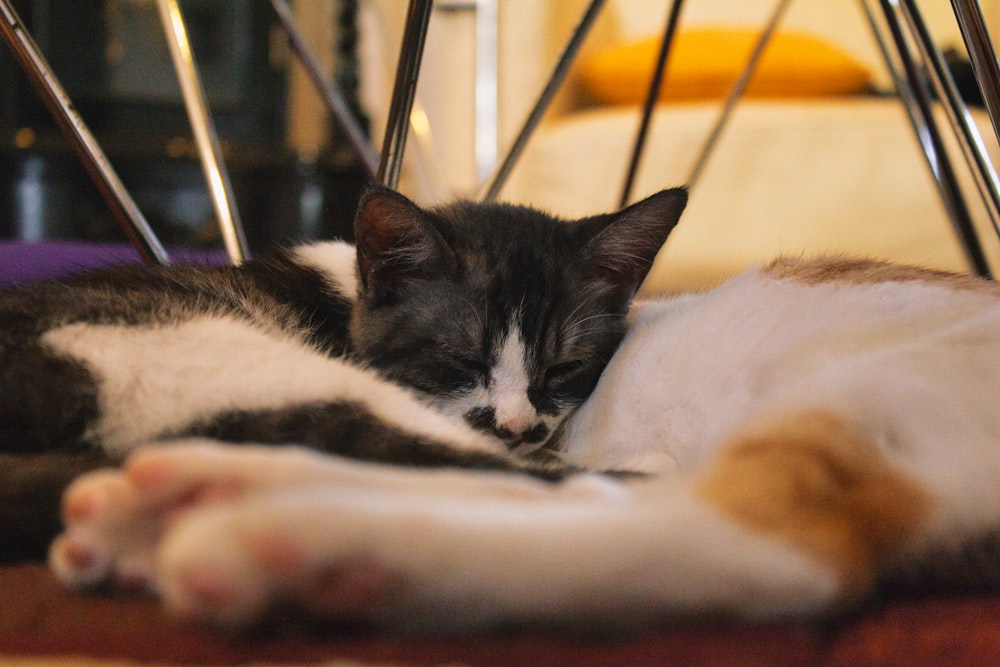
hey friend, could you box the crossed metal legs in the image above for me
[1,0,999,276]
[874,0,1000,277]
[0,0,384,266]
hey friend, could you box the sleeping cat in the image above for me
[0,185,686,561]
[49,249,1000,633]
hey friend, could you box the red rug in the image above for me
[3,564,1000,666]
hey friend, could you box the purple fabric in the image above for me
[0,242,229,289]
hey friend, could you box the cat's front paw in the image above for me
[155,496,395,628]
[49,468,157,589]
[49,439,283,592]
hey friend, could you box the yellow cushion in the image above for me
[579,28,873,104]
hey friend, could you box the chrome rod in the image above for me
[899,0,1000,245]
[156,0,249,264]
[377,0,434,189]
[877,0,991,277]
[686,0,792,190]
[858,0,928,149]
[619,0,683,207]
[950,0,1000,149]
[482,0,606,201]
[861,0,953,220]
[268,0,378,178]
[0,0,169,264]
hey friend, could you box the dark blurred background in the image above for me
[0,0,370,251]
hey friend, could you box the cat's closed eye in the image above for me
[543,359,588,385]
[452,356,490,379]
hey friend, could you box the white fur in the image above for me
[293,240,359,302]
[490,326,535,435]
[565,269,1000,475]
[52,442,836,631]
[565,268,1000,549]
[41,316,498,458]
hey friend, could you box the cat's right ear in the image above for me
[583,187,688,295]
[354,186,450,297]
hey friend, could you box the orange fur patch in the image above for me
[697,411,929,598]
[764,256,997,293]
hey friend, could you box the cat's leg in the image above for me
[54,410,932,632]
[143,410,931,632]
[51,439,580,590]
[142,469,840,632]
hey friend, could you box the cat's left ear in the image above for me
[583,187,688,293]
[353,186,452,297]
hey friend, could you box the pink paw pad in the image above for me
[173,564,242,616]
[61,537,98,570]
[251,532,305,573]
[49,535,111,588]
[303,555,391,621]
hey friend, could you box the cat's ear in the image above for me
[583,187,688,293]
[353,186,451,296]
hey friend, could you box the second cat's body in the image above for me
[565,257,1000,479]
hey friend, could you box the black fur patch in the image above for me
[181,401,574,481]
[0,450,117,562]
[0,344,100,454]
[0,248,354,356]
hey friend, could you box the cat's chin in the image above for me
[465,429,550,459]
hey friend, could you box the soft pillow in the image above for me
[579,27,873,104]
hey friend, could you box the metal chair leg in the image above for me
[156,0,249,265]
[377,0,434,190]
[0,0,169,265]
[874,0,991,277]
[684,0,791,191]
[267,0,378,179]
[950,0,1000,150]
[898,0,1000,246]
[481,0,607,202]
[619,0,685,207]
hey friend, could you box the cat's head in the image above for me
[350,186,687,455]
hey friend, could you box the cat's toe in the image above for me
[53,470,142,588]
[62,469,132,525]
[157,508,272,627]
[54,466,167,593]
[155,502,390,628]
[123,440,243,502]
[124,440,319,503]
[49,533,113,588]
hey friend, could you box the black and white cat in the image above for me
[0,185,686,561]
